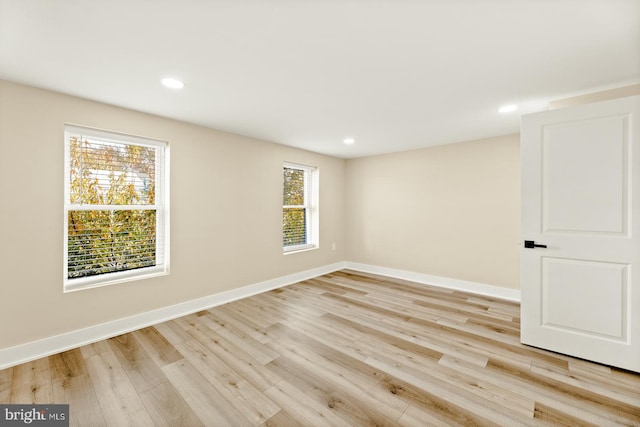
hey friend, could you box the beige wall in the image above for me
[0,80,345,349]
[342,84,639,290]
[549,84,640,109]
[345,134,521,289]
[2,78,634,351]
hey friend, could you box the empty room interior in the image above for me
[1,1,640,426]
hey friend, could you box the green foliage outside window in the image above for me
[67,136,158,279]
[283,167,307,247]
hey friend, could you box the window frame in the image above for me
[63,124,170,292]
[283,162,318,253]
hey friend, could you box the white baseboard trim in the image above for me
[0,262,346,370]
[0,261,518,369]
[344,262,521,302]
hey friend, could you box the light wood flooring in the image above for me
[1,270,639,426]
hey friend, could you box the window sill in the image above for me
[63,268,169,293]
[283,245,318,255]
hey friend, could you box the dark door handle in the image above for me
[524,240,547,249]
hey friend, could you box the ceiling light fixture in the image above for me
[161,77,184,89]
[343,137,355,145]
[498,104,518,113]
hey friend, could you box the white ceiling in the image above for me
[1,0,639,158]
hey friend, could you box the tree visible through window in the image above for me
[283,163,317,251]
[64,125,168,290]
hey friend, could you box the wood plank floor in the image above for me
[1,270,639,426]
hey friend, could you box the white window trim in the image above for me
[63,124,170,292]
[283,162,318,253]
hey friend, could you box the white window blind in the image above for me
[283,162,317,252]
[63,125,169,291]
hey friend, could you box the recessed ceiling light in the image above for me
[343,137,355,145]
[161,77,184,89]
[498,104,518,113]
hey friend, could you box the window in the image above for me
[64,125,169,291]
[283,162,318,252]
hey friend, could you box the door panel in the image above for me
[521,95,640,373]
[543,115,628,235]
[542,257,627,339]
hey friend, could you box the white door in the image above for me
[521,95,640,373]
